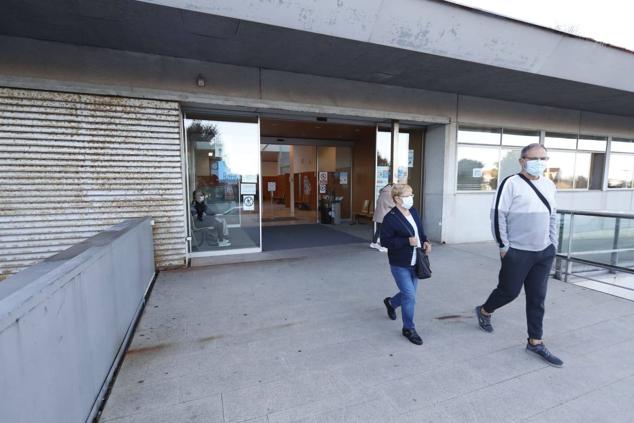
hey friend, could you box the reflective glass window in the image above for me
[457,145,499,191]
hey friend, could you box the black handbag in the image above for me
[414,247,432,279]
[396,212,432,280]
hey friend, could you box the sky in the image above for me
[448,0,634,51]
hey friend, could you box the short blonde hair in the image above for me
[391,184,413,200]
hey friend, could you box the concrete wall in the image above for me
[423,124,449,242]
[0,35,455,124]
[0,218,155,423]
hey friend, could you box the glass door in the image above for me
[185,115,261,254]
[375,124,424,210]
[317,146,352,223]
[375,128,392,206]
[261,144,317,225]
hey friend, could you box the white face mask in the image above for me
[401,195,414,209]
[524,159,547,177]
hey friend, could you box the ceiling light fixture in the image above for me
[196,74,206,87]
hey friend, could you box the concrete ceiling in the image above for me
[2,0,634,117]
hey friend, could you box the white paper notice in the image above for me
[241,183,257,195]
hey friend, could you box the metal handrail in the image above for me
[557,209,634,219]
[554,209,634,281]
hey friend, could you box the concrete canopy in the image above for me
[2,0,634,117]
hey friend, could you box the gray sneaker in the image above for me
[526,342,564,367]
[475,306,493,333]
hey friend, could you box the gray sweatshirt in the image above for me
[490,174,558,252]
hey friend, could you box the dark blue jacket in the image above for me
[380,207,427,267]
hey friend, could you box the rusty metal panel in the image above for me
[0,88,187,280]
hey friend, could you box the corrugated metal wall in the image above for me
[0,88,187,280]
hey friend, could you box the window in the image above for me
[185,115,261,253]
[544,133,606,190]
[608,138,634,189]
[457,127,538,191]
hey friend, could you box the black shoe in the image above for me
[475,306,494,333]
[526,342,564,367]
[402,328,423,345]
[383,297,396,320]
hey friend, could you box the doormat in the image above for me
[262,224,366,251]
[262,217,300,223]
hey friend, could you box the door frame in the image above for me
[183,112,263,258]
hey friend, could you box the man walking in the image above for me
[475,143,563,367]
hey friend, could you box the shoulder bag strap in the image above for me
[517,173,551,214]
[494,175,514,248]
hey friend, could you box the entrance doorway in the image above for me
[182,110,428,259]
[259,118,371,250]
[261,144,318,225]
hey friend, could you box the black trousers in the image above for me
[482,244,556,340]
[372,222,382,243]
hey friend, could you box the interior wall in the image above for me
[261,161,278,177]
[317,147,337,172]
[293,145,316,173]
[352,129,376,216]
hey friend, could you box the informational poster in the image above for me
[242,174,258,183]
[339,172,348,185]
[241,183,256,195]
[303,175,312,195]
[397,166,408,183]
[267,181,277,192]
[243,195,255,211]
[408,150,414,167]
[319,171,328,183]
[376,166,390,187]
[472,168,483,178]
[319,183,327,194]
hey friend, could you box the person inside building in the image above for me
[475,143,563,367]
[371,184,394,252]
[380,184,431,345]
[191,189,231,247]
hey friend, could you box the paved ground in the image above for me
[100,241,634,423]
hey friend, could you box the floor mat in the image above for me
[262,224,367,251]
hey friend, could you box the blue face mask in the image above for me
[525,159,547,177]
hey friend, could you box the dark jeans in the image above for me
[482,244,556,340]
[372,222,381,243]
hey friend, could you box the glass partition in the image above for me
[318,146,352,222]
[394,132,411,184]
[557,211,634,276]
[375,129,392,204]
[185,115,261,253]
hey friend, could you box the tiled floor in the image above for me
[100,242,634,423]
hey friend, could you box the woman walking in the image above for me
[370,184,394,252]
[380,184,431,345]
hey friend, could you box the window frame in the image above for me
[455,125,538,193]
[455,125,623,193]
[543,132,608,192]
[607,137,634,190]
